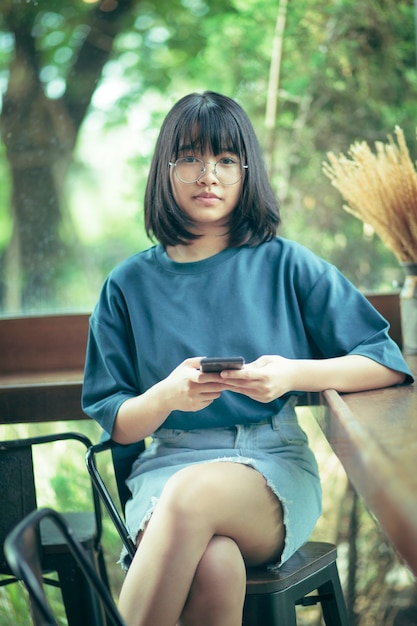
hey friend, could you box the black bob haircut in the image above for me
[144,91,281,247]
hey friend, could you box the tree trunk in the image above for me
[1,23,68,310]
[0,0,139,311]
[264,0,289,175]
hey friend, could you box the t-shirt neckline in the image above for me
[154,244,241,274]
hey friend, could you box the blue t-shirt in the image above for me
[82,238,413,435]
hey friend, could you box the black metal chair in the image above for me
[4,507,126,626]
[0,432,110,626]
[86,438,349,626]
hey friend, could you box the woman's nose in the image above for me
[198,162,218,184]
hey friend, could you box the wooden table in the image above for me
[313,355,417,577]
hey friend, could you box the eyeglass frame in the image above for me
[168,156,248,185]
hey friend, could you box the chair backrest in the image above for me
[4,507,127,626]
[110,440,146,512]
[0,443,37,570]
[0,432,102,572]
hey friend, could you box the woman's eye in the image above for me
[181,156,199,164]
[219,157,238,166]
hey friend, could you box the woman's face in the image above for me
[170,148,245,235]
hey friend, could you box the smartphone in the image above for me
[200,356,245,373]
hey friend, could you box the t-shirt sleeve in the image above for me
[299,264,414,384]
[82,277,140,436]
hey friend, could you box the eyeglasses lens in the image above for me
[174,158,243,185]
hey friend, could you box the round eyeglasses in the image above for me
[169,156,248,185]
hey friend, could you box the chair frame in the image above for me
[0,431,109,626]
[86,438,349,626]
[4,507,126,626]
[86,439,144,568]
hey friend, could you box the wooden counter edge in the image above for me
[319,387,417,576]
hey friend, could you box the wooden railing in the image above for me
[0,293,402,425]
[0,313,89,424]
[0,313,89,376]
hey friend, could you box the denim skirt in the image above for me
[123,397,322,570]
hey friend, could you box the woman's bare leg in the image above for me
[179,535,246,626]
[118,462,285,626]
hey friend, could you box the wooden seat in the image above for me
[244,541,348,625]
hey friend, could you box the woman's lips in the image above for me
[194,192,221,205]
[194,192,220,199]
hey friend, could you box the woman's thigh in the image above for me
[157,461,285,567]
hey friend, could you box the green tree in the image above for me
[0,0,239,312]
[0,0,144,310]
[1,0,416,311]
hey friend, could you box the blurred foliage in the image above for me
[0,0,416,313]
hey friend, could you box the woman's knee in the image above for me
[180,536,246,625]
[196,535,246,590]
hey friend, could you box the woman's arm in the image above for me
[114,354,406,442]
[219,354,406,404]
[112,357,229,444]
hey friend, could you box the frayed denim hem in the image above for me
[118,456,294,572]
[118,496,158,572]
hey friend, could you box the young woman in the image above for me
[82,91,413,626]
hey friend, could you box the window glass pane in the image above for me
[0,1,157,316]
[1,0,415,317]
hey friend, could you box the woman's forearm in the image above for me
[112,356,227,444]
[112,381,172,444]
[291,354,405,393]
[112,355,406,444]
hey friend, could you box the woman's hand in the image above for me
[218,355,294,403]
[160,357,230,412]
[114,357,229,443]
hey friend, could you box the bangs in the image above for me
[173,105,245,159]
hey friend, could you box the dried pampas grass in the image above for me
[323,127,417,263]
